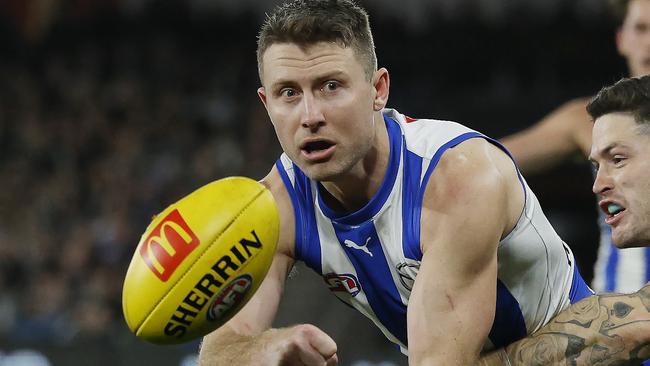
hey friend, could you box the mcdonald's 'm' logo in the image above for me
[140,209,200,281]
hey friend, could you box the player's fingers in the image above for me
[325,353,338,366]
[281,336,328,366]
[281,324,336,366]
[295,345,330,366]
[303,325,337,360]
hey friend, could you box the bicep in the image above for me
[407,140,514,364]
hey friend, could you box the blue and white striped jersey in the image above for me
[276,109,589,353]
[592,213,650,293]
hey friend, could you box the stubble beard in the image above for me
[301,140,372,183]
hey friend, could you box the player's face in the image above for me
[617,0,650,77]
[258,42,384,181]
[590,113,650,247]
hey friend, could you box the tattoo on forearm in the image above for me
[511,333,584,366]
[613,302,634,318]
[505,283,650,366]
[639,286,650,311]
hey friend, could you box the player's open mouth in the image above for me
[300,139,336,161]
[599,200,626,225]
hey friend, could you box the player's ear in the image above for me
[372,68,389,111]
[615,27,627,57]
[257,86,268,108]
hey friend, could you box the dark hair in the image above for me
[587,75,650,130]
[256,0,377,82]
[608,0,632,25]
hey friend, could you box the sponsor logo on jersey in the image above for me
[141,209,199,282]
[396,262,420,291]
[324,273,361,297]
[343,237,373,257]
[206,274,253,321]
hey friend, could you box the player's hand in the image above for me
[198,323,337,365]
[255,324,338,366]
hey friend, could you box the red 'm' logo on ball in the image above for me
[140,209,199,282]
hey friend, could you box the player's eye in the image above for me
[634,23,648,33]
[612,155,626,166]
[281,88,297,98]
[322,81,339,92]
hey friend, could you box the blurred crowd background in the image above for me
[0,0,627,365]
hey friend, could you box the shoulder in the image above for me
[383,109,480,158]
[417,138,522,268]
[420,138,523,247]
[424,138,508,206]
[259,165,296,259]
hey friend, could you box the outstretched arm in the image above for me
[198,167,338,366]
[478,283,650,366]
[408,138,523,365]
[501,98,592,174]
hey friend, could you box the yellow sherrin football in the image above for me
[122,176,279,344]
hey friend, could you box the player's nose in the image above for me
[300,93,325,130]
[592,167,613,195]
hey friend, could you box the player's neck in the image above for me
[631,71,646,78]
[629,65,647,78]
[320,114,389,213]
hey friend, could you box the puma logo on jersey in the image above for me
[344,237,373,257]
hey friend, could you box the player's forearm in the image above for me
[477,283,650,366]
[410,348,480,366]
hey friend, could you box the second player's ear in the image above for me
[615,27,628,57]
[372,68,390,111]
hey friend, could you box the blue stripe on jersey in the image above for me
[402,148,423,260]
[417,132,483,209]
[275,159,303,251]
[295,170,323,274]
[646,247,650,282]
[488,279,527,348]
[569,267,594,303]
[332,220,408,346]
[606,243,618,292]
[317,115,402,226]
[597,217,618,292]
[275,159,323,274]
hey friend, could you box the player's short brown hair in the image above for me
[256,0,377,82]
[587,75,650,132]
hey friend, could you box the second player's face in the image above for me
[617,0,650,77]
[590,113,650,248]
[258,42,378,181]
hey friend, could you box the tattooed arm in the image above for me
[478,283,650,366]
